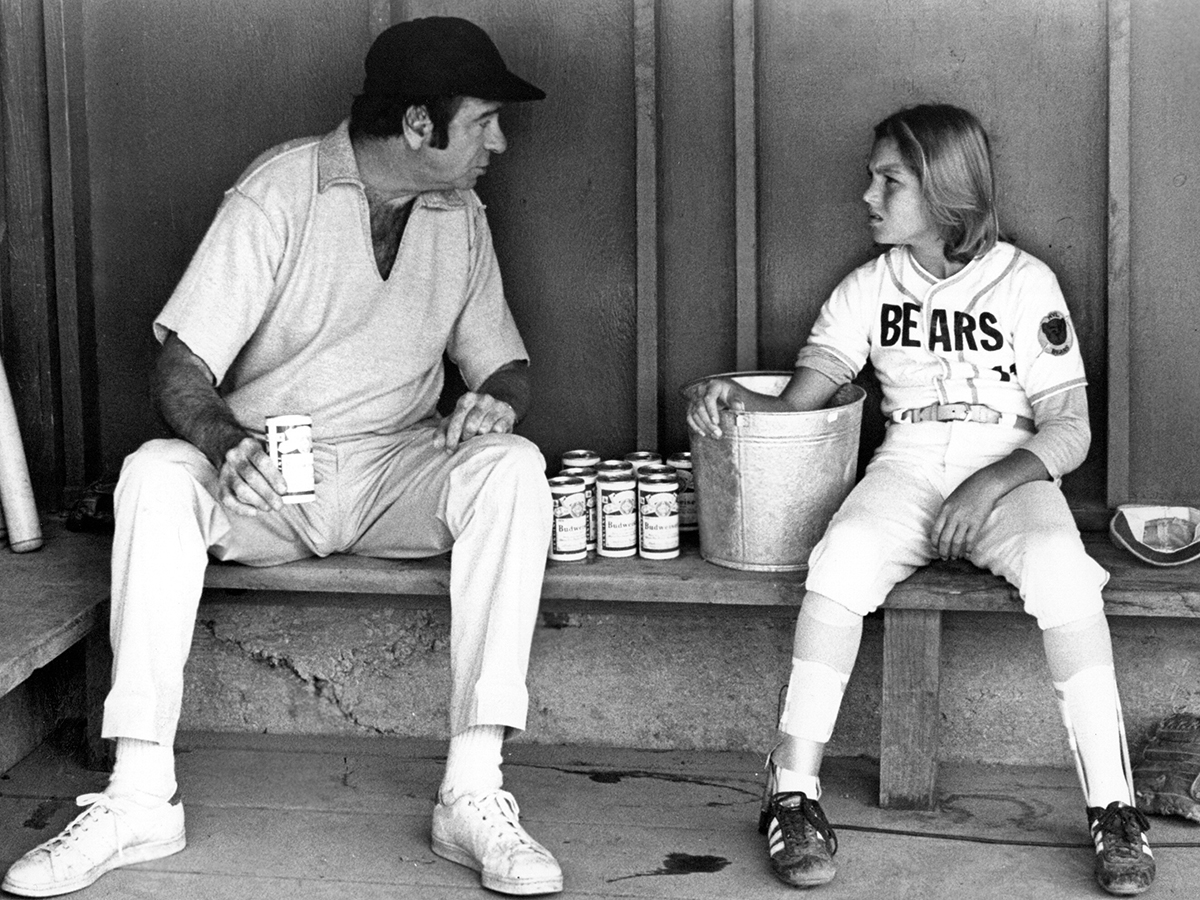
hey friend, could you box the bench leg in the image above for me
[880,608,941,809]
[84,603,114,771]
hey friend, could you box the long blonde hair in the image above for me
[873,105,999,265]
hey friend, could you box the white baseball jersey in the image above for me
[796,241,1086,422]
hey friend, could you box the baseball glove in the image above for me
[1133,712,1200,822]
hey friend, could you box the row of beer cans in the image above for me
[547,450,695,562]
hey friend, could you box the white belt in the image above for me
[892,402,1035,433]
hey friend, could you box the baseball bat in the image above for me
[0,350,44,552]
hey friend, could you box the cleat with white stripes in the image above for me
[1088,801,1156,896]
[759,791,838,888]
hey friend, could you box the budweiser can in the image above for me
[638,470,679,559]
[597,459,635,476]
[266,414,315,504]
[597,470,638,558]
[562,449,601,470]
[667,451,696,532]
[548,475,588,562]
[560,465,598,551]
[624,450,662,472]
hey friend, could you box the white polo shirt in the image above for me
[155,120,528,442]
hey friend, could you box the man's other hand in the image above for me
[436,392,517,452]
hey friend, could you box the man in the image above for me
[3,17,561,898]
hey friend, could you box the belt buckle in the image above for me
[939,402,971,422]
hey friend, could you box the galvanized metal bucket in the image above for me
[684,372,865,572]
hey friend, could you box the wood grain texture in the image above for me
[733,0,758,372]
[42,0,87,496]
[880,608,941,809]
[202,533,1200,619]
[1106,0,1131,505]
[1,0,61,503]
[634,0,660,450]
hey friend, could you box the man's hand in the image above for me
[686,378,745,439]
[931,469,1006,560]
[216,435,289,516]
[436,391,517,452]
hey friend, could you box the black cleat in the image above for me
[1088,801,1156,896]
[759,791,838,888]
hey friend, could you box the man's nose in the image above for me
[486,121,507,154]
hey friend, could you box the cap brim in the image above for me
[475,70,545,102]
[1110,505,1200,566]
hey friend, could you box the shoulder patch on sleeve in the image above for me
[1038,311,1074,356]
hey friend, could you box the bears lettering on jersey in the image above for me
[880,303,1004,353]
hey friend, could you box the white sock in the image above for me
[106,737,176,807]
[775,769,822,800]
[439,725,505,805]
[1054,666,1134,808]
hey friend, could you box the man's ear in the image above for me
[402,104,431,149]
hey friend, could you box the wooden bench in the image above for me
[203,531,1200,811]
[7,522,1200,814]
[0,522,112,772]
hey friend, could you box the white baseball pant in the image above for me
[805,421,1107,628]
[102,427,551,746]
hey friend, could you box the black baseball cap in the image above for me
[363,17,545,103]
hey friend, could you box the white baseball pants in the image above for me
[102,428,551,746]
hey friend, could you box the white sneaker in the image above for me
[431,790,562,895]
[1,793,186,897]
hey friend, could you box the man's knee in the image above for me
[117,439,211,510]
[460,434,546,482]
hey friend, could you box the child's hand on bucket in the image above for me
[686,378,745,439]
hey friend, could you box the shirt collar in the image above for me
[318,119,466,210]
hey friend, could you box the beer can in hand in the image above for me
[266,414,315,504]
[548,475,588,562]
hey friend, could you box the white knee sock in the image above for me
[106,737,177,807]
[773,659,851,800]
[1054,665,1134,808]
[772,595,861,800]
[439,724,505,804]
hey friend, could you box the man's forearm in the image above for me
[155,336,250,469]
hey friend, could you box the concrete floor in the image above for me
[2,729,1198,899]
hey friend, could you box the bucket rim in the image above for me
[680,371,866,411]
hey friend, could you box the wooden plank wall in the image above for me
[5,0,1199,511]
[0,0,63,505]
[1116,0,1200,506]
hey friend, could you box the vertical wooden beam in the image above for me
[85,604,114,771]
[369,0,392,38]
[43,0,86,496]
[732,0,758,371]
[880,608,942,809]
[1106,0,1132,506]
[0,0,61,504]
[634,0,660,450]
